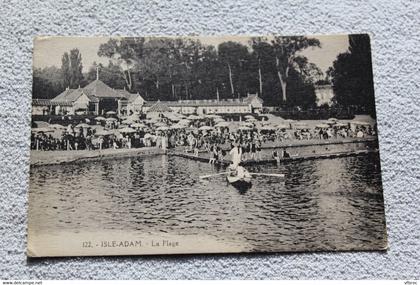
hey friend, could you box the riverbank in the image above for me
[30,137,378,167]
[31,147,165,167]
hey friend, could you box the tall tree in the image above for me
[328,34,376,116]
[69,49,84,88]
[250,38,278,105]
[218,41,251,98]
[270,36,320,102]
[61,48,84,89]
[61,52,71,88]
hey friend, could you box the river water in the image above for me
[28,152,387,253]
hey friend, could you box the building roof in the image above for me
[50,80,143,106]
[33,98,75,107]
[51,88,99,105]
[83,80,125,99]
[147,101,173,113]
[144,99,250,108]
[118,90,144,103]
[32,99,52,106]
[115,89,132,99]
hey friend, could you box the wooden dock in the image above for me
[171,149,379,166]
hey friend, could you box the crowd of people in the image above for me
[31,114,377,163]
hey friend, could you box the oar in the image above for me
[199,172,230,179]
[249,172,285,178]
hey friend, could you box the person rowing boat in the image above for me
[226,163,252,189]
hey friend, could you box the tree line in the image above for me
[33,35,377,115]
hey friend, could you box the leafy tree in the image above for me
[86,37,321,109]
[251,37,320,107]
[328,34,376,116]
[270,36,320,102]
[286,68,317,109]
[218,41,252,98]
[98,37,146,90]
[33,66,64,99]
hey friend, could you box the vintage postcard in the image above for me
[28,34,387,257]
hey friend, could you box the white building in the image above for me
[142,94,264,115]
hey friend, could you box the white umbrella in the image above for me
[154,122,167,127]
[316,124,330,128]
[32,127,53,133]
[334,122,348,127]
[352,121,371,126]
[240,121,254,127]
[170,124,185,129]
[244,115,254,119]
[199,126,214,131]
[178,119,191,125]
[187,114,201,120]
[95,130,112,136]
[157,126,169,131]
[122,118,136,124]
[95,116,106,121]
[131,123,145,128]
[143,133,153,139]
[105,117,118,122]
[215,122,230,127]
[106,111,117,115]
[49,124,66,129]
[119,127,136,133]
[246,117,257,122]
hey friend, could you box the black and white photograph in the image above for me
[27,34,387,257]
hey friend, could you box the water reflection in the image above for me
[29,153,386,252]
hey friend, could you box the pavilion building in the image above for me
[34,77,144,116]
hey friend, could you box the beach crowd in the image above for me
[31,114,376,160]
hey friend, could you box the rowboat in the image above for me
[199,169,284,190]
[226,174,252,189]
[226,166,252,189]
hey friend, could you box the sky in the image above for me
[33,35,349,74]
